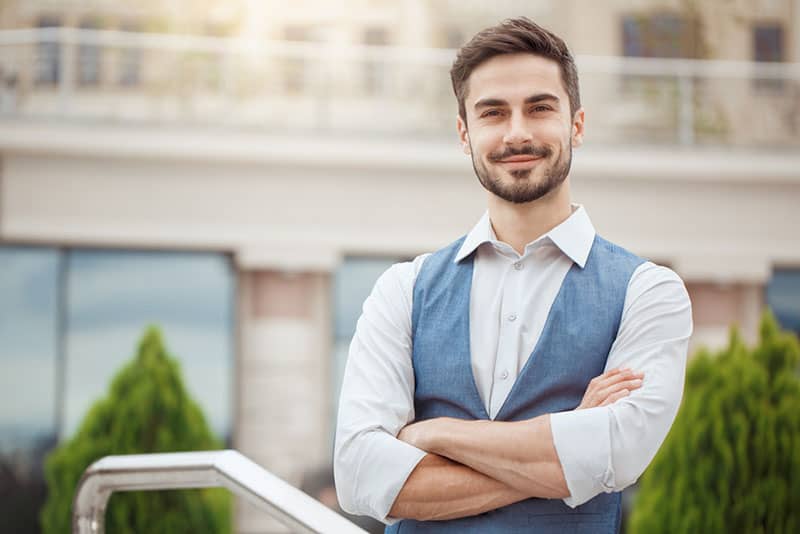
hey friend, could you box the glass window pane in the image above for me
[63,249,235,442]
[621,13,699,58]
[0,246,59,533]
[766,269,800,335]
[35,17,61,85]
[0,246,59,450]
[333,257,402,340]
[754,25,784,62]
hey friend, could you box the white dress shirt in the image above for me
[334,204,693,521]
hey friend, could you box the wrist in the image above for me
[425,417,461,455]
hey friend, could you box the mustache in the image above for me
[488,145,552,161]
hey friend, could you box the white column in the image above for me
[234,268,333,534]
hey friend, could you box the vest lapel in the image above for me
[493,262,580,421]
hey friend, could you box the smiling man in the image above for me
[334,18,692,533]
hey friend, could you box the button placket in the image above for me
[490,257,524,417]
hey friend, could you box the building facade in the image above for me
[1,1,799,532]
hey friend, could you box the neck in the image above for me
[488,179,573,255]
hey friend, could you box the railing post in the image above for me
[73,486,111,534]
[58,26,75,116]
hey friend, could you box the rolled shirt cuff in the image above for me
[353,430,427,523]
[550,407,614,508]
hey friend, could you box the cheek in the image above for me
[540,119,570,141]
[471,130,503,158]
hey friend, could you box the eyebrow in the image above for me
[473,93,561,110]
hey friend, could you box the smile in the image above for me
[496,156,542,169]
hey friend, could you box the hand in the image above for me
[577,368,644,410]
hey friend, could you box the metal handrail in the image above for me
[71,449,368,534]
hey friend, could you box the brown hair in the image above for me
[450,17,581,123]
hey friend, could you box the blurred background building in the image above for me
[1,0,799,532]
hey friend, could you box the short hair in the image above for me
[450,17,581,123]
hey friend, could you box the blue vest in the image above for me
[386,234,645,534]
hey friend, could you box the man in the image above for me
[334,17,692,533]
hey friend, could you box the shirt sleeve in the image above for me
[333,255,429,522]
[550,262,693,507]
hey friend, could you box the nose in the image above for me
[502,112,533,146]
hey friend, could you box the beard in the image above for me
[470,141,572,204]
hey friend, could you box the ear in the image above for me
[571,108,585,148]
[457,115,471,155]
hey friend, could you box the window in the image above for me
[62,249,235,439]
[753,24,784,62]
[766,269,800,336]
[0,246,235,531]
[619,13,702,142]
[35,16,61,85]
[752,24,784,90]
[78,19,101,86]
[0,247,59,532]
[622,13,701,58]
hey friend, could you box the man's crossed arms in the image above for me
[388,367,644,521]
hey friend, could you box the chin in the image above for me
[507,169,535,180]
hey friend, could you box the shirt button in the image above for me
[513,262,523,270]
[508,314,517,322]
[500,370,509,380]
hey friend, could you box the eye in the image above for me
[531,105,552,113]
[480,109,504,118]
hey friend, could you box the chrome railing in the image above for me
[1,27,799,147]
[72,449,367,534]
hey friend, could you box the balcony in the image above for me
[1,27,798,148]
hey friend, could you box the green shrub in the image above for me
[41,326,231,533]
[630,311,800,534]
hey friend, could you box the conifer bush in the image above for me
[41,326,232,533]
[630,312,800,534]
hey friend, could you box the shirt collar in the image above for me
[454,203,596,268]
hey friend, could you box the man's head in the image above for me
[450,18,584,204]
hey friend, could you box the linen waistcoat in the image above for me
[385,234,646,534]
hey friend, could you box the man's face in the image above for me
[457,53,584,204]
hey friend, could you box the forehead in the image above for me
[465,53,566,108]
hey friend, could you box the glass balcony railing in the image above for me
[1,27,798,147]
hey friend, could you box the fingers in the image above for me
[579,368,645,410]
[590,368,644,392]
[594,377,643,403]
[599,388,631,406]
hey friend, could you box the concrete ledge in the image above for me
[2,119,799,183]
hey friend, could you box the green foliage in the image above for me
[630,311,800,534]
[41,326,231,534]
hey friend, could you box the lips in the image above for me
[498,155,540,163]
[496,156,542,171]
